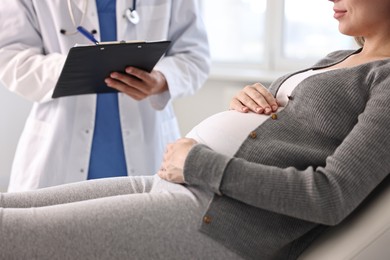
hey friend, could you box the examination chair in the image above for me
[299,175,390,260]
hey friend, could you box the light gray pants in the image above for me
[0,175,242,260]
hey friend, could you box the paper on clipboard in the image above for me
[52,40,171,98]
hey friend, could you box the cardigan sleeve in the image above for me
[184,66,390,226]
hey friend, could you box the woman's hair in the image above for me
[354,37,365,47]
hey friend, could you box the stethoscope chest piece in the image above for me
[126,8,140,24]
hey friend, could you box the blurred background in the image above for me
[0,0,357,191]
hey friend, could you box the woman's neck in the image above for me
[358,35,390,58]
[329,40,390,69]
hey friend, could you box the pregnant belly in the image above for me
[185,109,283,157]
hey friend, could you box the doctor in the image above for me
[0,0,210,191]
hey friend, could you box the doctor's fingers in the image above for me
[106,77,148,100]
[108,71,146,91]
[125,66,149,81]
[126,67,169,94]
[106,79,148,101]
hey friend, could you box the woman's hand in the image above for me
[229,83,279,114]
[105,66,168,100]
[157,138,198,184]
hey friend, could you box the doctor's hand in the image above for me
[229,83,279,114]
[157,138,198,184]
[105,66,168,100]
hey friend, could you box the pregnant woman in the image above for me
[1,0,390,259]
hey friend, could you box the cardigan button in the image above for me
[249,131,257,139]
[203,215,212,224]
[287,95,293,100]
[271,113,278,120]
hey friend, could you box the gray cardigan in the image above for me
[184,49,390,259]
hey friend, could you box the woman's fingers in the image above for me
[229,98,250,113]
[230,83,278,114]
[252,83,278,111]
[157,138,197,184]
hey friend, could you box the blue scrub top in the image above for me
[88,0,128,179]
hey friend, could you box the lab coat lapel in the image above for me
[69,0,100,33]
[71,0,88,16]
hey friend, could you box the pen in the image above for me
[77,26,99,45]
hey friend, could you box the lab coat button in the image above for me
[271,114,278,120]
[85,130,89,134]
[203,215,212,224]
[80,169,84,173]
[249,131,257,139]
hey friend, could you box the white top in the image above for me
[186,69,331,156]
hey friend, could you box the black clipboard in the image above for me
[52,40,171,98]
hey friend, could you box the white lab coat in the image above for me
[0,0,210,191]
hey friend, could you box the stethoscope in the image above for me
[60,0,140,36]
